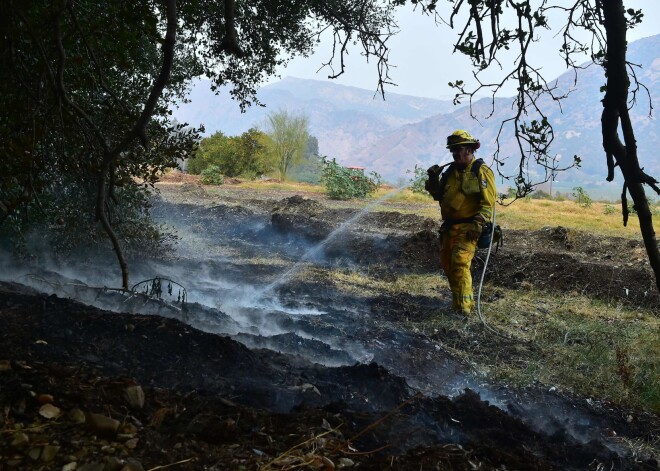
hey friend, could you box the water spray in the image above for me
[258,183,412,299]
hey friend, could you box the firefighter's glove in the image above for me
[427,164,442,179]
[425,165,442,198]
[466,221,483,242]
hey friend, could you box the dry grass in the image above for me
[323,267,660,412]
[193,179,646,238]
[496,199,643,238]
[329,271,446,297]
[481,287,660,411]
[402,197,645,238]
[236,180,326,194]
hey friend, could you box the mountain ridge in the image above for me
[173,35,660,196]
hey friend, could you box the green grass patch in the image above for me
[481,288,660,412]
[324,267,659,412]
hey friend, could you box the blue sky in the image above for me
[274,1,660,99]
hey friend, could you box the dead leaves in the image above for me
[260,420,355,471]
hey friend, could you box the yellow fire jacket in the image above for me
[440,158,496,223]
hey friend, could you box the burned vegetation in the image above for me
[0,183,658,470]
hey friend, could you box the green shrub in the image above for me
[572,187,593,208]
[604,204,617,215]
[321,158,381,200]
[200,165,225,185]
[188,129,275,178]
[407,165,432,196]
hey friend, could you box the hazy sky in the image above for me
[274,1,660,99]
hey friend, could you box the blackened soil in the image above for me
[266,196,660,310]
[1,187,659,470]
[1,285,658,470]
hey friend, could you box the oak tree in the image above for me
[1,0,400,288]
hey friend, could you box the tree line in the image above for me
[187,111,383,201]
[187,110,322,183]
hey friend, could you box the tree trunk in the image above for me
[97,0,178,290]
[96,163,130,290]
[601,0,660,293]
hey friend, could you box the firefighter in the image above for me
[425,130,496,316]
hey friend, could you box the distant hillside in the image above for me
[352,34,660,192]
[173,76,456,162]
[173,35,660,196]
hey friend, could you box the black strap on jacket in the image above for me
[438,158,484,201]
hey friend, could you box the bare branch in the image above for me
[314,1,396,97]
[626,61,653,116]
[621,183,629,227]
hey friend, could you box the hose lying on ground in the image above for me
[476,205,502,335]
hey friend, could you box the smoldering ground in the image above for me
[0,190,657,469]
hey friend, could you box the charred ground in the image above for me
[0,180,658,470]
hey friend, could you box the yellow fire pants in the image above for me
[439,223,478,314]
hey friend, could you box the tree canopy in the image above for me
[1,0,400,288]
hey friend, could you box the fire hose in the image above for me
[476,205,501,334]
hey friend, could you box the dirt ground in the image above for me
[1,180,658,470]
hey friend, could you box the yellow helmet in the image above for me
[446,129,481,150]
